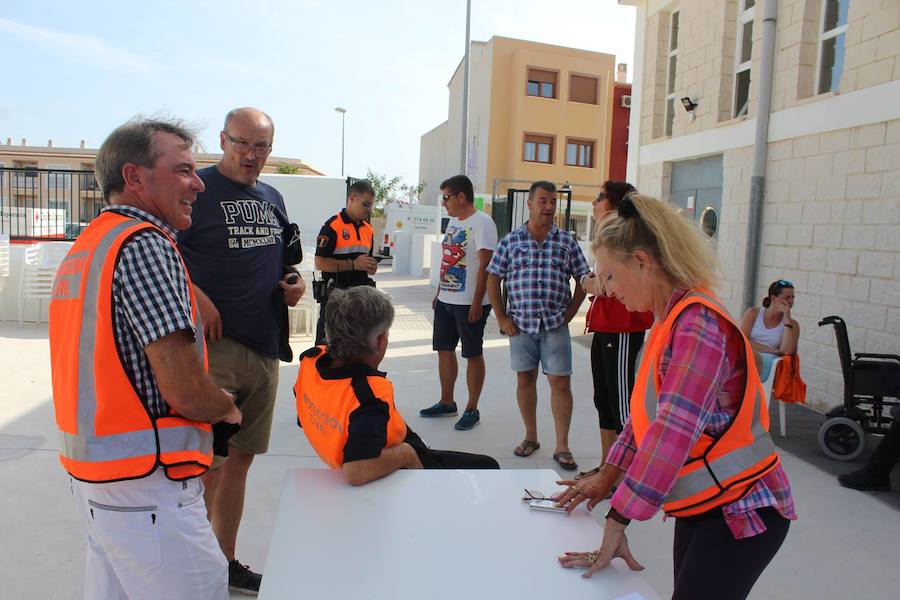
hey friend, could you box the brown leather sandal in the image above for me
[514,440,540,457]
[553,451,578,471]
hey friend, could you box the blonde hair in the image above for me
[591,193,718,290]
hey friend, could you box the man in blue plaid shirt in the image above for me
[487,180,590,471]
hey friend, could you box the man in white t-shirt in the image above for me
[420,175,498,430]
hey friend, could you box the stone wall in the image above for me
[755,120,900,410]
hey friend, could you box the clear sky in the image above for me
[0,0,636,185]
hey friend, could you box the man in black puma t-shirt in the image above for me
[177,107,305,594]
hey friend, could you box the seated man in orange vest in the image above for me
[295,286,499,485]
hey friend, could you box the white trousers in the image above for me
[70,468,228,600]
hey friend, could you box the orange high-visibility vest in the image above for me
[49,211,213,483]
[630,289,780,517]
[325,212,373,258]
[294,346,407,469]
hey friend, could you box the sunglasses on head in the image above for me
[777,279,793,287]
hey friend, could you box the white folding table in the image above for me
[259,468,661,600]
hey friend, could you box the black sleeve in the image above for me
[315,223,337,257]
[343,374,390,464]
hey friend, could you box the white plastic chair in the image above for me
[0,234,10,296]
[761,355,786,437]
[302,246,316,272]
[18,241,72,325]
[288,268,318,337]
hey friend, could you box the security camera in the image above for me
[680,97,698,122]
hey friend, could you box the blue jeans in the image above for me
[509,324,573,376]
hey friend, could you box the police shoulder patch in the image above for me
[317,235,329,248]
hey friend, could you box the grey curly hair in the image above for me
[325,286,394,360]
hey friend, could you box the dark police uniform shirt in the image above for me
[315,209,373,288]
[177,166,289,359]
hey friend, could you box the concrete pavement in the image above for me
[1,268,898,599]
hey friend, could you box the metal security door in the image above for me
[670,154,723,239]
[494,187,573,238]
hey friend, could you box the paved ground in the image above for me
[2,268,899,599]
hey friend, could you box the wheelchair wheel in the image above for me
[817,416,866,461]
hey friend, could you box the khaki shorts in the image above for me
[206,337,279,467]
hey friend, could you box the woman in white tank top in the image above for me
[740,279,800,357]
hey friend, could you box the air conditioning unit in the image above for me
[621,95,632,108]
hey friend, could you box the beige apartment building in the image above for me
[0,139,322,176]
[622,0,900,412]
[419,36,618,236]
[0,139,322,237]
[0,139,320,209]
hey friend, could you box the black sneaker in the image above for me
[229,559,262,596]
[454,409,480,430]
[838,468,891,492]
[419,401,458,418]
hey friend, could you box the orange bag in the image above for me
[773,354,806,404]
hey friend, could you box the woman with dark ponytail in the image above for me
[739,280,800,379]
[578,181,653,479]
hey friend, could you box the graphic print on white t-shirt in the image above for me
[437,211,498,306]
[440,225,469,292]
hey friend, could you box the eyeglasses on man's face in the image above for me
[441,192,458,202]
[352,194,374,209]
[223,132,272,157]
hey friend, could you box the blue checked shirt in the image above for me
[486,224,590,334]
[104,205,197,419]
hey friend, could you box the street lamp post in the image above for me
[334,106,347,177]
[460,0,471,175]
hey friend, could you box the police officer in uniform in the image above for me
[314,180,379,344]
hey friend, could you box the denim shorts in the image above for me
[433,300,492,358]
[509,324,572,376]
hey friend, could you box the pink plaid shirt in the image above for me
[606,289,797,539]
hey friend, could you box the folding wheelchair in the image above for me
[816,316,900,461]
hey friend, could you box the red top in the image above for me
[585,295,654,333]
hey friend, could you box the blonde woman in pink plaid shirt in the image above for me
[555,194,796,600]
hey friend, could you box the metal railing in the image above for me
[492,187,574,238]
[0,167,102,240]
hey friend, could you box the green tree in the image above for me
[275,162,302,174]
[364,170,427,216]
[365,169,403,217]
[402,182,425,203]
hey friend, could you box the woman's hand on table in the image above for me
[553,464,619,512]
[558,518,644,578]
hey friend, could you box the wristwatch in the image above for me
[605,506,631,527]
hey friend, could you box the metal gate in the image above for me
[669,155,723,239]
[492,187,573,238]
[0,167,102,240]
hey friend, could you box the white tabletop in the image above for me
[259,468,661,600]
